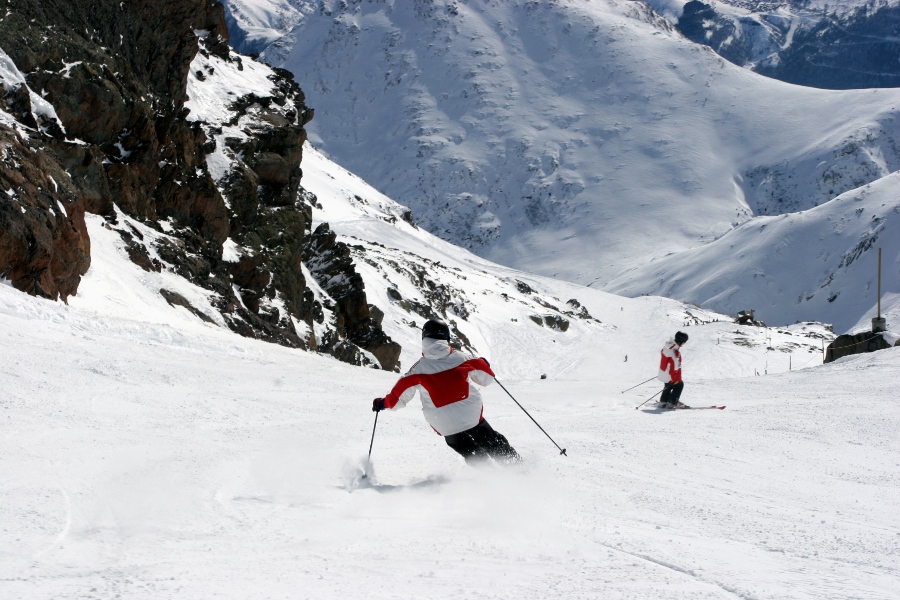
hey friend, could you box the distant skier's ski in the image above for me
[650,403,725,411]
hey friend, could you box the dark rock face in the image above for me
[304,223,401,370]
[676,1,900,90]
[0,127,90,300]
[0,0,399,368]
[824,332,892,363]
[0,0,230,297]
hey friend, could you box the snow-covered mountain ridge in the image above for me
[608,170,900,332]
[223,0,312,60]
[224,0,900,310]
[647,0,900,89]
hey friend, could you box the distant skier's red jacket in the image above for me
[657,338,683,384]
[383,338,495,436]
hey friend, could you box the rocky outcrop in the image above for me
[824,332,893,363]
[0,125,90,300]
[0,0,398,368]
[304,223,401,370]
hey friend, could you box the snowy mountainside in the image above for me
[222,0,312,60]
[607,170,900,334]
[299,141,834,378]
[646,0,900,89]
[226,0,900,291]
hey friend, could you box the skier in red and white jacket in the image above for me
[372,319,521,464]
[658,331,689,409]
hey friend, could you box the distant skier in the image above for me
[658,331,689,409]
[372,319,521,465]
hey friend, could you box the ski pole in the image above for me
[620,376,656,393]
[362,411,379,479]
[635,389,662,410]
[495,379,567,456]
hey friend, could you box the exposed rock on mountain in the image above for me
[303,222,401,369]
[0,0,398,370]
[0,118,89,300]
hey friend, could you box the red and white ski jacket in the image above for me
[657,338,683,384]
[383,338,495,436]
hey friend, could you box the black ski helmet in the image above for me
[674,331,689,345]
[422,319,451,341]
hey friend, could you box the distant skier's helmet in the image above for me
[674,331,689,345]
[422,319,451,341]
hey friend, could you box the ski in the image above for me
[650,403,726,411]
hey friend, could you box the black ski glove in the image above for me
[372,398,385,412]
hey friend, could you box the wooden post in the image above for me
[789,355,792,372]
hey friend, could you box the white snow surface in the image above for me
[183,47,277,126]
[3,22,899,595]
[3,138,900,598]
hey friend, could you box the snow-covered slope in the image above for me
[223,0,312,60]
[2,212,898,598]
[607,170,900,333]
[228,0,900,288]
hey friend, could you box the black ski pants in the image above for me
[444,419,521,464]
[660,381,684,405]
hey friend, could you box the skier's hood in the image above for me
[422,337,452,359]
